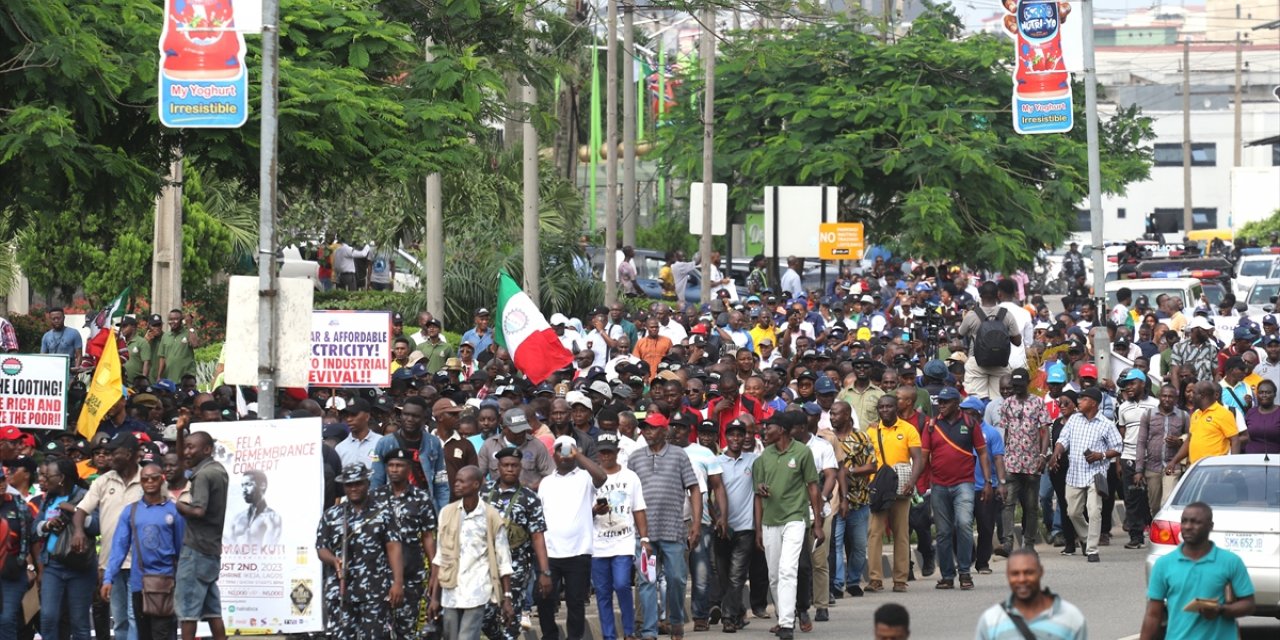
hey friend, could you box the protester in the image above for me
[714,419,758,632]
[174,430,229,640]
[103,462,184,640]
[429,466,513,640]
[535,435,606,640]
[1050,388,1122,563]
[873,603,911,640]
[922,387,991,590]
[590,433,648,640]
[865,395,923,593]
[973,549,1087,639]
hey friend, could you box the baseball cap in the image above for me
[475,308,491,316]
[148,313,164,326]
[1010,368,1030,384]
[588,380,614,399]
[937,387,961,402]
[1187,316,1213,332]
[697,420,719,434]
[725,418,747,434]
[431,398,465,415]
[565,390,593,411]
[1046,365,1068,384]
[371,395,394,414]
[1122,368,1147,383]
[815,376,838,395]
[502,407,531,433]
[392,312,404,325]
[642,414,670,429]
[1080,387,1103,403]
[959,396,985,413]
[0,426,23,442]
[549,312,569,326]
[1234,325,1258,341]
[341,398,371,415]
[104,432,139,452]
[1079,363,1099,379]
[796,370,817,381]
[1265,314,1278,326]
[801,402,822,417]
[596,432,621,451]
[923,360,948,380]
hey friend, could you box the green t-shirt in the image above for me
[123,334,150,381]
[158,330,196,381]
[752,440,818,526]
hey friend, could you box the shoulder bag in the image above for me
[131,503,177,617]
[868,428,901,513]
[488,489,529,549]
[1000,602,1039,640]
[50,489,96,571]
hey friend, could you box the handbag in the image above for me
[1092,471,1109,498]
[131,504,176,617]
[868,427,902,513]
[49,491,95,571]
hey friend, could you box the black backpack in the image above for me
[972,308,1012,368]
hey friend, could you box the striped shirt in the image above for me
[627,443,698,542]
[974,592,1087,640]
[1056,412,1123,488]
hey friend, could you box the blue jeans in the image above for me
[637,539,688,636]
[1039,471,1060,536]
[689,527,719,620]
[111,567,138,640]
[592,556,636,640]
[41,560,97,640]
[833,505,870,588]
[933,483,976,580]
[1,573,28,638]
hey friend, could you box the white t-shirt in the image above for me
[659,320,688,344]
[805,435,838,517]
[593,468,647,558]
[683,443,722,524]
[999,301,1033,369]
[538,467,598,558]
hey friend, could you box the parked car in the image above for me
[1245,279,1280,318]
[1233,252,1280,298]
[1106,278,1203,311]
[1146,454,1280,618]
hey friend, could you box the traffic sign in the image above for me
[818,223,864,260]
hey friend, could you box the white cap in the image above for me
[1187,316,1213,331]
[565,389,593,410]
[325,396,347,412]
[550,312,570,326]
[553,435,579,456]
[588,379,613,399]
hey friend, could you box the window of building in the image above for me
[1153,142,1217,167]
[1117,207,1126,219]
[1272,143,1279,167]
[1151,208,1218,233]
[1073,208,1091,232]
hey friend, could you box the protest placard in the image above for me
[0,354,70,430]
[309,311,393,387]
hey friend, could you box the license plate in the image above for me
[1220,533,1267,553]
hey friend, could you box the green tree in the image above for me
[1237,209,1280,244]
[659,6,1154,271]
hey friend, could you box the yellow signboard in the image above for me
[818,223,865,260]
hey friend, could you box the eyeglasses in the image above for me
[686,389,704,395]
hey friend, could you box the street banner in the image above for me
[818,223,865,260]
[0,355,69,430]
[158,0,250,128]
[203,418,325,634]
[1005,0,1074,134]
[309,311,393,387]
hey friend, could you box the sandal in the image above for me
[959,573,975,590]
[935,578,954,589]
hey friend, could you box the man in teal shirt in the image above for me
[1140,502,1255,640]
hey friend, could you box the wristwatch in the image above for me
[540,569,552,577]
[639,537,650,543]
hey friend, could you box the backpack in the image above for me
[972,308,1012,368]
[0,498,32,579]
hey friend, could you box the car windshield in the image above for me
[1172,463,1280,509]
[1248,283,1280,307]
[1240,259,1276,277]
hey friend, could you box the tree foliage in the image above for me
[1237,209,1280,244]
[659,5,1154,271]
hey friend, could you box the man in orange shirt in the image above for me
[863,395,924,593]
[633,317,673,382]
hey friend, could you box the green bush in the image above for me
[1237,209,1280,244]
[314,290,424,317]
[195,342,223,365]
[11,313,47,352]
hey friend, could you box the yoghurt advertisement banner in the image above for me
[158,0,255,128]
[202,418,325,634]
[1003,0,1075,134]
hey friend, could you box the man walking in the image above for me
[591,433,649,640]
[753,412,823,640]
[628,414,701,640]
[973,549,1087,639]
[428,466,514,640]
[996,368,1049,555]
[175,430,229,640]
[789,411,837,622]
[1134,385,1188,523]
[958,281,1021,399]
[865,396,923,593]
[371,448,438,639]
[833,401,877,598]
[371,396,450,512]
[1116,369,1159,549]
[714,419,758,632]
[921,387,991,590]
[1050,388,1122,562]
[1140,502,1256,640]
[103,462,184,640]
[317,464,407,639]
[476,408,553,489]
[536,436,607,640]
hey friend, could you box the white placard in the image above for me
[222,276,315,388]
[688,182,728,236]
[763,186,839,258]
[308,311,393,387]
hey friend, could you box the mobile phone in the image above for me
[596,498,608,506]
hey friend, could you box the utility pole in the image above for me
[622,4,637,249]
[152,154,183,316]
[604,0,619,305]
[699,4,715,305]
[522,7,540,303]
[1082,0,1110,380]
[1182,38,1193,235]
[257,0,281,419]
[1233,34,1243,169]
[425,40,444,320]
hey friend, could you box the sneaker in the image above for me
[1087,553,1101,563]
[846,585,864,597]
[993,544,1010,558]
[892,582,908,593]
[977,567,993,575]
[921,555,936,577]
[1124,539,1145,549]
[1099,534,1111,546]
[710,606,722,625]
[814,609,829,622]
[1060,547,1076,556]
[521,614,533,630]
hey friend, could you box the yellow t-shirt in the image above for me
[1188,402,1235,463]
[749,326,777,355]
[659,265,675,298]
[865,419,921,477]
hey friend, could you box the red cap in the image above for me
[19,434,36,448]
[691,324,708,335]
[0,426,23,442]
[1079,364,1098,379]
[642,414,670,429]
[283,387,309,402]
[134,432,152,443]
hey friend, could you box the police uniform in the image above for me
[315,464,403,640]
[371,449,439,640]
[481,447,547,640]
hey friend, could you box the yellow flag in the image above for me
[76,330,123,439]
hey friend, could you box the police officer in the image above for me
[316,464,407,640]
[482,435,553,640]
[371,448,439,639]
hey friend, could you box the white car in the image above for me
[1234,254,1280,298]
[1145,454,1280,618]
[1245,279,1280,319]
